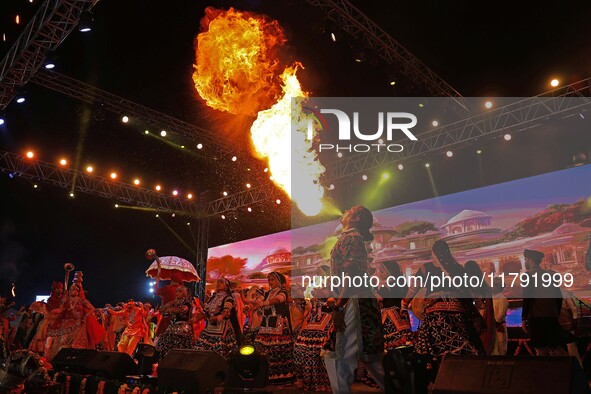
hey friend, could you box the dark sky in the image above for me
[1,0,590,306]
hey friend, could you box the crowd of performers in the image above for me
[0,205,584,393]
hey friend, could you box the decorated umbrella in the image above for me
[145,251,200,283]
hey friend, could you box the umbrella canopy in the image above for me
[145,256,200,283]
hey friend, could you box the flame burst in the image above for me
[193,7,285,116]
[194,8,325,215]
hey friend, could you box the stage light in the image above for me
[362,174,368,181]
[432,120,439,127]
[180,145,185,149]
[187,222,190,226]
[121,116,129,123]
[550,78,560,87]
[44,53,56,69]
[149,288,154,293]
[504,133,512,141]
[477,149,482,154]
[390,80,396,86]
[398,164,404,170]
[110,172,117,179]
[329,184,335,190]
[33,184,38,189]
[26,151,34,159]
[115,204,119,208]
[221,215,226,219]
[232,156,237,162]
[15,88,26,104]
[172,190,178,196]
[59,159,67,166]
[134,179,140,185]
[247,207,252,212]
[485,101,493,109]
[155,185,161,191]
[223,191,228,196]
[171,213,176,217]
[226,342,269,391]
[446,150,453,157]
[418,103,424,108]
[196,143,203,149]
[144,130,149,135]
[187,193,193,199]
[330,32,337,41]
[86,166,93,173]
[16,15,20,25]
[381,172,391,180]
[276,199,281,204]
[246,183,251,188]
[160,130,167,137]
[0,117,4,126]
[69,192,75,198]
[78,11,93,32]
[133,344,159,376]
[155,214,159,218]
[425,163,430,168]
[337,152,343,158]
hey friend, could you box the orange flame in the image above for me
[193,7,285,116]
[193,8,325,215]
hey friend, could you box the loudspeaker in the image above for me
[85,351,137,379]
[51,348,98,373]
[433,355,590,394]
[157,349,227,393]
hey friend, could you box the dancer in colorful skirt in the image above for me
[155,286,194,360]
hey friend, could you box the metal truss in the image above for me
[0,149,203,217]
[0,148,283,218]
[304,0,467,112]
[0,0,100,109]
[194,218,209,299]
[325,78,591,181]
[31,70,230,150]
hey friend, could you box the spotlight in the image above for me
[180,145,185,149]
[484,101,493,109]
[246,183,251,188]
[133,344,159,376]
[59,159,67,166]
[225,342,269,391]
[223,191,228,197]
[133,179,140,185]
[330,32,337,42]
[381,172,391,180]
[121,115,129,123]
[196,143,203,149]
[114,204,119,208]
[425,163,430,168]
[78,11,93,33]
[144,130,149,135]
[15,88,26,104]
[160,130,167,137]
[172,190,178,196]
[362,174,368,181]
[232,156,237,162]
[477,149,482,155]
[432,120,439,127]
[0,116,5,126]
[33,184,38,189]
[221,215,226,220]
[446,151,453,157]
[110,172,117,179]
[550,78,560,87]
[504,133,512,141]
[69,192,75,198]
[275,199,281,204]
[86,166,93,173]
[352,47,366,63]
[44,52,57,69]
[397,164,404,170]
[187,193,193,199]
[155,185,161,191]
[337,152,343,158]
[247,207,252,212]
[329,184,335,190]
[26,151,34,159]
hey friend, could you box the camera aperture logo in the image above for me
[304,107,418,153]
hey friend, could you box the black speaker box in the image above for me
[85,351,137,379]
[433,355,591,394]
[157,349,227,393]
[51,348,98,373]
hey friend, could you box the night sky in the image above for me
[1,0,590,306]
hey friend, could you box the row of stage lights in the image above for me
[20,150,264,200]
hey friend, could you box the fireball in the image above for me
[194,8,325,215]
